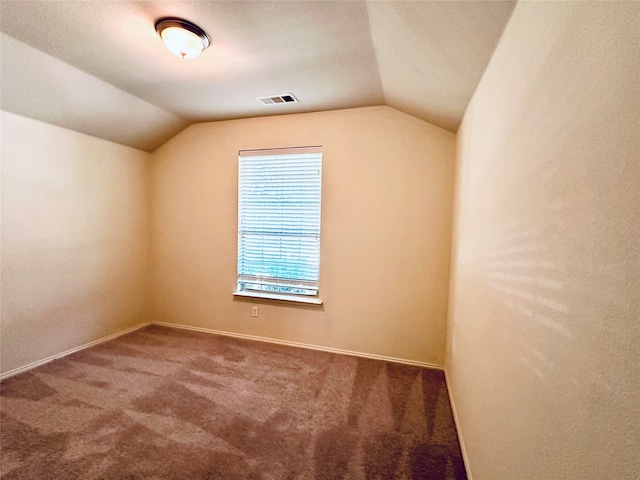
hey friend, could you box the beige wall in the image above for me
[447,2,640,479]
[151,106,455,365]
[1,111,151,375]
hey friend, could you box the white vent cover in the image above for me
[257,93,299,105]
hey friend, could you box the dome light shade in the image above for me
[155,18,210,59]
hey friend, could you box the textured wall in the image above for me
[1,111,152,375]
[150,106,455,366]
[447,2,640,479]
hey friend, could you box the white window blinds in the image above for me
[237,146,322,298]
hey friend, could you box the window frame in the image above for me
[233,146,323,306]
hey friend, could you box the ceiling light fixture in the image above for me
[155,17,210,60]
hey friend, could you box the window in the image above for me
[234,146,322,304]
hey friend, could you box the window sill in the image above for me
[232,291,323,305]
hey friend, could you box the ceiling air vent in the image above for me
[257,93,299,105]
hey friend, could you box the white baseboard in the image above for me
[1,318,444,379]
[0,322,151,381]
[152,321,444,371]
[444,368,473,480]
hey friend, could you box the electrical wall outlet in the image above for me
[251,306,259,317]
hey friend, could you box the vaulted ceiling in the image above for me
[0,1,516,152]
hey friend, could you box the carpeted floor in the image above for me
[0,325,466,479]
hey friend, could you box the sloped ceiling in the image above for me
[0,1,516,152]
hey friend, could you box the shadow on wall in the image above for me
[479,157,632,387]
[458,149,638,472]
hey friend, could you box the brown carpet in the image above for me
[0,325,466,479]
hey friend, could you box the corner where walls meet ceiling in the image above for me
[0,1,516,152]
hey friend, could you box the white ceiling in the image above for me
[0,1,516,152]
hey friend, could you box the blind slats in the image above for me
[237,147,322,296]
